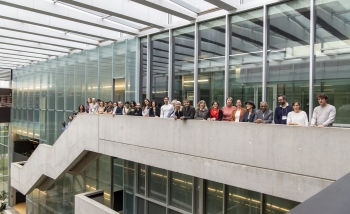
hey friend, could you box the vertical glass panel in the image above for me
[137,197,145,214]
[65,55,75,111]
[86,49,99,99]
[113,157,123,190]
[148,166,167,203]
[140,37,148,100]
[170,171,193,212]
[124,160,135,193]
[173,25,195,104]
[206,181,223,214]
[124,192,134,214]
[125,38,138,102]
[99,45,113,102]
[75,52,86,109]
[27,67,34,109]
[226,186,260,214]
[264,195,299,214]
[230,9,263,103]
[99,155,111,184]
[34,67,41,110]
[40,64,48,110]
[138,164,145,195]
[148,201,166,214]
[315,0,350,124]
[47,60,56,110]
[267,0,310,113]
[199,18,226,105]
[56,57,65,111]
[151,32,169,104]
[113,41,126,102]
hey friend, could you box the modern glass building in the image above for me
[1,0,350,213]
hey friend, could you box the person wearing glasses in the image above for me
[274,94,293,124]
[254,101,273,124]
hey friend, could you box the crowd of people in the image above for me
[62,93,337,130]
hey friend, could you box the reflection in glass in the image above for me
[264,195,299,214]
[148,166,167,203]
[151,32,169,104]
[229,9,263,103]
[226,186,260,214]
[138,164,146,195]
[198,18,226,105]
[170,171,193,212]
[267,0,310,113]
[173,25,195,104]
[315,0,350,124]
[206,181,223,214]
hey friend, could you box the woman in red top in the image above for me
[206,100,223,121]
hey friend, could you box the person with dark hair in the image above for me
[241,100,256,122]
[132,103,142,116]
[274,94,293,124]
[206,100,223,121]
[123,101,130,115]
[62,115,73,131]
[181,99,195,120]
[160,96,173,118]
[77,104,85,114]
[112,102,123,117]
[104,102,109,112]
[310,93,336,127]
[174,101,183,120]
[254,101,273,124]
[195,100,208,120]
[149,100,160,117]
[142,99,151,116]
[105,101,114,113]
[222,97,236,121]
[126,101,137,115]
[287,100,308,126]
[230,100,246,122]
[98,101,105,114]
[86,98,91,113]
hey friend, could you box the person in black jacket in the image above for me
[149,100,160,117]
[181,99,195,120]
[132,103,143,116]
[241,100,256,122]
[174,101,183,120]
[206,100,223,121]
[112,102,123,117]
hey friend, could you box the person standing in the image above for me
[206,100,223,121]
[149,100,160,117]
[122,101,130,115]
[230,100,246,122]
[160,96,174,118]
[133,103,143,116]
[194,100,208,120]
[181,99,195,120]
[89,98,99,114]
[310,93,336,127]
[254,101,273,124]
[126,101,136,115]
[274,95,293,124]
[167,99,177,118]
[142,99,151,116]
[174,101,183,120]
[241,100,256,122]
[221,97,236,121]
[287,100,308,126]
[86,98,91,113]
[112,102,123,117]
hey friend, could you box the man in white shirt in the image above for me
[310,93,336,127]
[89,98,99,114]
[160,96,174,118]
[167,99,177,118]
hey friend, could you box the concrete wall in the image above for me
[75,190,119,214]
[12,114,350,203]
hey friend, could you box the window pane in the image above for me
[226,186,260,214]
[170,172,193,212]
[173,25,195,104]
[267,0,310,114]
[199,18,226,105]
[140,37,148,100]
[264,195,299,214]
[206,181,223,214]
[151,32,169,104]
[315,0,350,125]
[148,201,166,214]
[137,197,145,214]
[229,9,263,104]
[138,164,145,195]
[148,166,167,203]
[169,209,182,214]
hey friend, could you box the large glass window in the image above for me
[173,25,195,104]
[138,164,146,195]
[148,201,166,213]
[170,171,193,212]
[148,166,167,203]
[226,186,260,214]
[267,0,310,113]
[315,0,350,124]
[264,195,299,214]
[229,9,264,104]
[151,32,169,104]
[198,18,226,105]
[140,37,148,101]
[206,181,223,214]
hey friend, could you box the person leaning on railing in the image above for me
[230,99,246,122]
[86,98,91,113]
[181,99,195,120]
[274,94,293,125]
[174,101,183,120]
[206,100,223,121]
[310,93,336,127]
[97,101,105,114]
[241,100,256,122]
[122,101,130,115]
[194,100,208,120]
[287,100,308,126]
[254,101,273,124]
[221,97,236,121]
[142,99,151,116]
[149,100,160,117]
[126,101,136,115]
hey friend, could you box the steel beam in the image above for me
[0,0,139,35]
[204,0,236,11]
[0,50,49,59]
[0,54,42,62]
[309,0,315,123]
[0,29,86,50]
[0,37,70,53]
[0,5,129,41]
[0,60,27,66]
[0,19,99,46]
[0,43,67,56]
[0,57,32,64]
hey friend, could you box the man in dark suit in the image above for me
[112,101,123,116]
[254,101,273,124]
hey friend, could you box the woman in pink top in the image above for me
[221,97,237,121]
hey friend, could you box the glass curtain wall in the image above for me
[314,0,350,124]
[140,37,148,101]
[229,9,264,104]
[198,18,226,105]
[151,32,169,104]
[173,25,195,104]
[267,0,311,113]
[0,124,9,194]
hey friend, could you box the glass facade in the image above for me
[0,124,9,194]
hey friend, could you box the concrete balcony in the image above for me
[11,114,350,203]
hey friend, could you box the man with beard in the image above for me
[274,94,293,124]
